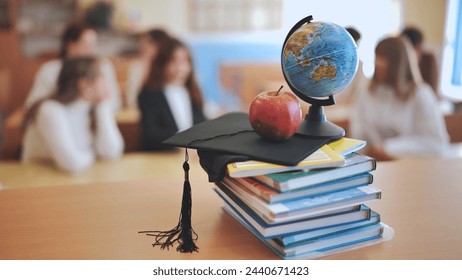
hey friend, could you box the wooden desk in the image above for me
[0,151,185,189]
[1,156,462,259]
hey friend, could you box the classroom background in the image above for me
[0,0,461,160]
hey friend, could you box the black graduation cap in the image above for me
[139,112,330,253]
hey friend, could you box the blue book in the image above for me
[254,153,376,192]
[227,172,374,204]
[217,180,381,223]
[269,222,385,258]
[224,205,393,260]
[278,211,381,247]
[215,186,372,238]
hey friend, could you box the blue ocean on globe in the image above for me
[282,21,358,98]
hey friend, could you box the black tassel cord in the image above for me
[139,148,198,253]
[139,130,253,253]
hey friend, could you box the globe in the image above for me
[282,20,358,99]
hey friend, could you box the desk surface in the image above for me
[1,154,462,260]
[0,151,187,189]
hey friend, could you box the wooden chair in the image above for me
[444,112,462,143]
[0,68,10,159]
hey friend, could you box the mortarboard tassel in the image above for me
[139,130,254,252]
[139,148,199,253]
[176,148,199,252]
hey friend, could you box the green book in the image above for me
[254,153,376,192]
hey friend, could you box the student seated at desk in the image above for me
[350,36,449,161]
[22,57,124,173]
[138,37,206,151]
[25,20,121,112]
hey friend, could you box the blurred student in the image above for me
[22,57,124,173]
[125,28,170,108]
[336,26,367,105]
[350,36,449,160]
[25,20,121,111]
[138,37,206,151]
[401,26,440,98]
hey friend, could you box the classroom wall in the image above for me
[402,0,447,46]
[79,0,187,33]
[103,0,448,47]
[0,0,451,115]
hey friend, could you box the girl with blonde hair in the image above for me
[350,36,449,160]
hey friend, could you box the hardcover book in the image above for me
[224,205,394,260]
[266,222,386,258]
[328,137,366,157]
[216,186,373,238]
[226,145,345,178]
[225,172,373,203]
[278,211,381,246]
[226,137,367,178]
[216,179,381,223]
[254,153,376,191]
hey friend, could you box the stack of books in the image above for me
[213,137,394,259]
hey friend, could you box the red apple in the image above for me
[249,88,302,142]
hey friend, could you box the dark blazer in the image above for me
[138,88,206,151]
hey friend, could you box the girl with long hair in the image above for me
[138,37,205,150]
[25,20,120,111]
[22,57,124,172]
[350,36,449,160]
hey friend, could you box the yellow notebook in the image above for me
[226,137,367,178]
[227,144,345,178]
[328,137,366,156]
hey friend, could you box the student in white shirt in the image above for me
[25,20,120,111]
[350,36,449,160]
[22,57,124,173]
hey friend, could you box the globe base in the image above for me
[297,119,345,140]
[297,104,345,140]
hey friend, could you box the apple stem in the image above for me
[277,85,283,96]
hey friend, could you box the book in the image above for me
[283,228,392,260]
[226,145,345,178]
[254,153,377,192]
[267,223,383,256]
[216,186,372,238]
[328,137,366,157]
[225,137,366,178]
[225,172,373,203]
[277,211,381,246]
[224,205,394,260]
[215,181,381,224]
[267,222,386,258]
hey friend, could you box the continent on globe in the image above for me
[282,24,322,62]
[283,25,317,59]
[312,63,337,81]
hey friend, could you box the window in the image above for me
[188,0,283,32]
[451,2,462,86]
[441,0,462,99]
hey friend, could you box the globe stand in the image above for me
[298,102,345,140]
[281,14,348,141]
